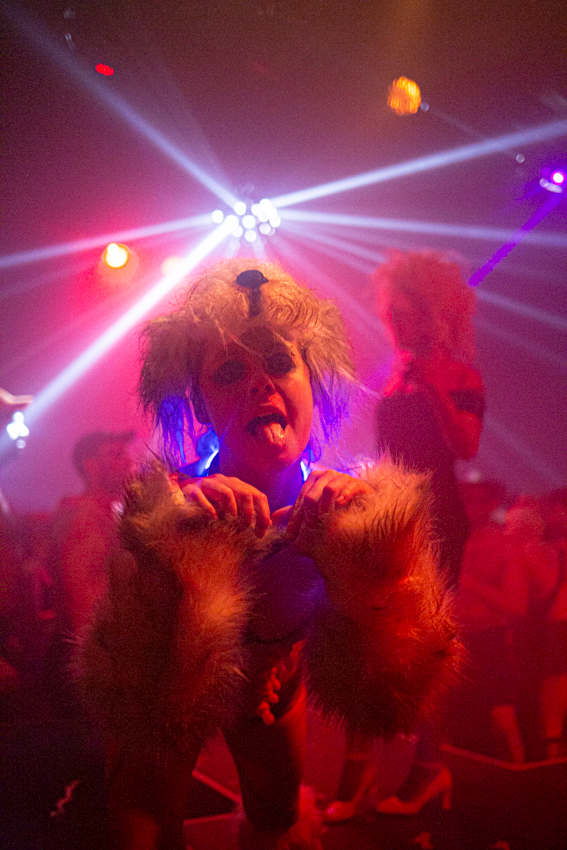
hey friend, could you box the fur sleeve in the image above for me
[77,468,254,756]
[301,458,462,737]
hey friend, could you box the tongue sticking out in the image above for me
[257,421,285,447]
[248,415,286,447]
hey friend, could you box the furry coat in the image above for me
[78,459,460,757]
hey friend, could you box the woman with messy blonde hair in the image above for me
[79,258,460,849]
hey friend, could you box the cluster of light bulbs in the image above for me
[211,199,281,243]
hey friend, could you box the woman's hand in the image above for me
[177,473,271,537]
[285,468,372,541]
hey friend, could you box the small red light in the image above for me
[95,63,114,76]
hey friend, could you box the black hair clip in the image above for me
[236,269,268,317]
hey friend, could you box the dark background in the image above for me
[1,0,566,512]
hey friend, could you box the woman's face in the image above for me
[383,288,431,356]
[198,326,314,476]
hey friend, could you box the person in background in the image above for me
[0,388,33,708]
[503,496,560,759]
[541,488,567,758]
[325,251,484,820]
[51,430,135,637]
[46,430,135,717]
[454,480,527,762]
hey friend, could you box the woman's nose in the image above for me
[250,365,276,396]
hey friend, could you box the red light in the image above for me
[95,64,114,76]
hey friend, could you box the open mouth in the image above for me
[246,413,287,436]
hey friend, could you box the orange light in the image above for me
[103,243,130,269]
[387,77,422,116]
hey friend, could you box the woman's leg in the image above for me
[105,736,198,850]
[224,686,307,843]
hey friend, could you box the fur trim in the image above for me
[78,459,460,755]
[301,458,461,737]
[78,467,254,756]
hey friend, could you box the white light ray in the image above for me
[280,222,376,275]
[25,221,232,426]
[484,414,563,487]
[0,215,212,270]
[271,120,567,208]
[271,235,385,343]
[4,3,238,208]
[278,209,567,248]
[280,220,385,264]
[476,318,567,371]
[477,291,567,333]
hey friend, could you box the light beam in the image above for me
[271,119,567,208]
[24,221,232,426]
[278,209,567,248]
[0,214,212,270]
[3,2,238,208]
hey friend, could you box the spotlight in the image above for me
[388,77,421,116]
[234,201,247,215]
[6,411,29,442]
[244,230,257,242]
[242,214,256,229]
[103,242,130,268]
[95,63,114,77]
[539,165,566,193]
[211,209,225,223]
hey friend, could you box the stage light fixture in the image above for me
[6,411,29,442]
[244,230,257,242]
[95,63,115,76]
[234,201,247,215]
[388,77,421,116]
[211,209,225,223]
[103,242,130,268]
[242,214,256,229]
[551,170,566,185]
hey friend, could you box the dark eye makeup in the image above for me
[212,349,295,387]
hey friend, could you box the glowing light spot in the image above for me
[269,213,281,228]
[551,170,566,185]
[211,209,224,223]
[232,225,243,238]
[6,411,29,440]
[259,222,273,235]
[161,255,183,275]
[539,177,563,194]
[242,214,256,229]
[234,201,246,215]
[95,63,114,76]
[251,204,261,216]
[244,230,257,242]
[388,77,421,116]
[103,243,129,268]
[516,153,525,163]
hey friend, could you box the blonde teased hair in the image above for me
[139,258,356,463]
[373,250,476,363]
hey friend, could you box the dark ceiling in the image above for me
[1,0,566,511]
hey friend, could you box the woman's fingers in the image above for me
[178,474,271,537]
[286,469,372,539]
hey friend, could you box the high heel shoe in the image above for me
[375,766,452,815]
[323,763,377,823]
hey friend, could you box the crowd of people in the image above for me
[0,252,565,849]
